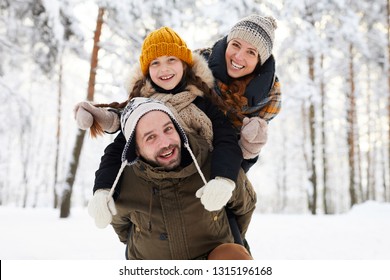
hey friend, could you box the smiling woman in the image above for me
[202,14,280,132]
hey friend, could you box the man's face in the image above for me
[135,111,182,170]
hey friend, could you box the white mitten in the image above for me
[87,189,117,228]
[195,177,235,211]
[74,101,120,133]
[239,117,268,159]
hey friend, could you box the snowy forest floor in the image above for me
[1,201,389,260]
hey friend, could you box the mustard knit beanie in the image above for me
[227,15,277,65]
[140,27,193,75]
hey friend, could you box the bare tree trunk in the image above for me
[365,64,374,201]
[86,8,104,102]
[308,55,317,214]
[54,53,63,209]
[347,43,358,207]
[59,7,105,218]
[60,129,86,217]
[20,101,31,208]
[301,103,311,211]
[377,99,388,202]
[319,54,330,214]
[356,135,363,202]
[386,0,390,202]
[277,127,288,212]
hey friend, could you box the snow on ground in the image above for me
[1,201,389,260]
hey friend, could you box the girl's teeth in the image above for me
[161,75,173,80]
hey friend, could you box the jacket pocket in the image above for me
[129,211,143,239]
[208,211,233,242]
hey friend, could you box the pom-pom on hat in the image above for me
[227,15,277,65]
[140,27,193,75]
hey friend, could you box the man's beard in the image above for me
[142,144,181,171]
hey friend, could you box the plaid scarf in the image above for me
[242,76,281,122]
[216,76,282,128]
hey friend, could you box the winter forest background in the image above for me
[1,0,389,218]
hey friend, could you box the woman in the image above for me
[198,14,281,170]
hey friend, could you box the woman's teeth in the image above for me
[231,61,244,69]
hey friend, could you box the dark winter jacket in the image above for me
[111,132,257,260]
[94,53,242,195]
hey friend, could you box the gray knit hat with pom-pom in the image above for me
[227,15,277,65]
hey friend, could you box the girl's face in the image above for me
[225,38,260,78]
[148,56,184,90]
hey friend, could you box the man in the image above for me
[88,97,257,260]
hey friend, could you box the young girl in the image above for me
[76,27,243,228]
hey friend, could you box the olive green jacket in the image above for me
[111,133,257,260]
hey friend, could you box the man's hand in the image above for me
[74,101,120,133]
[195,177,235,211]
[239,117,268,159]
[88,189,117,228]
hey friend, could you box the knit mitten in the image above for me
[74,101,120,133]
[87,189,117,228]
[195,177,235,211]
[239,117,268,159]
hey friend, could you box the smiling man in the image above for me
[90,97,257,260]
[134,109,182,170]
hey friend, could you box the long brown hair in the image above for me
[212,74,254,129]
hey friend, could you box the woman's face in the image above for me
[148,56,184,90]
[225,38,259,78]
